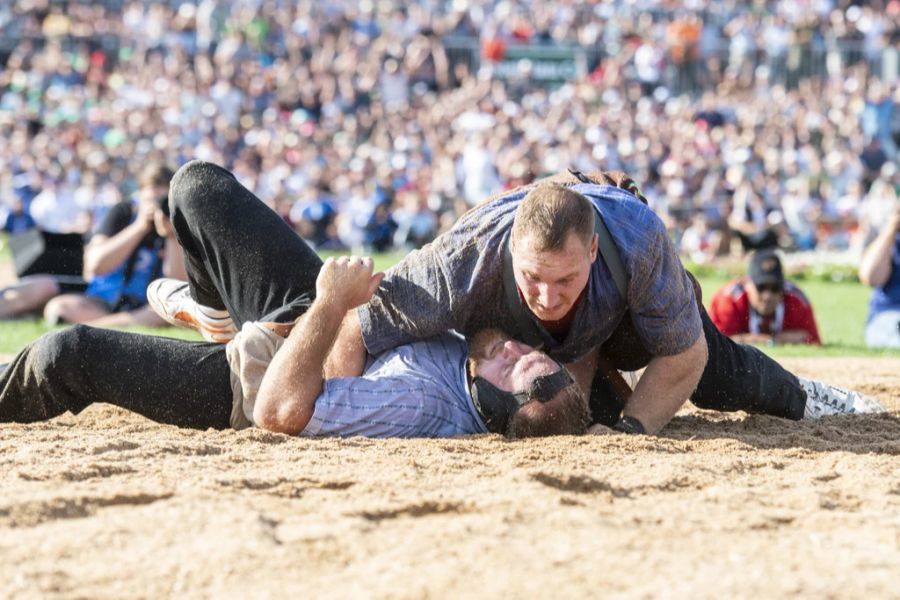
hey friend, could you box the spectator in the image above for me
[40,163,186,327]
[727,182,786,252]
[392,186,437,250]
[709,250,822,346]
[1,196,35,234]
[363,198,397,253]
[858,204,900,348]
[0,0,895,262]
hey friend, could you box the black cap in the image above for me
[748,250,784,288]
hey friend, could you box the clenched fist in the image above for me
[315,255,385,312]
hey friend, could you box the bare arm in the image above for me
[156,211,188,281]
[323,310,368,379]
[622,333,708,434]
[859,208,900,287]
[731,329,811,345]
[84,202,156,277]
[254,257,384,435]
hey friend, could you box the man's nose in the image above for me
[537,284,558,307]
[502,340,529,358]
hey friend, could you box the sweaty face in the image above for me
[468,329,562,392]
[747,281,783,316]
[511,231,597,322]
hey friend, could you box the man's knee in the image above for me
[29,325,93,380]
[170,160,236,214]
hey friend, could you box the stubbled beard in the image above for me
[506,385,590,438]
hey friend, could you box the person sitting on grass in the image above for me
[708,250,821,346]
[0,162,882,438]
[0,163,185,327]
[858,205,900,349]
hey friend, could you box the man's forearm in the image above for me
[859,223,898,287]
[84,223,149,276]
[162,237,187,280]
[774,329,815,345]
[323,310,367,379]
[622,334,708,434]
[255,255,384,434]
[254,301,345,434]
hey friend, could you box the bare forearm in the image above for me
[161,237,187,280]
[323,309,367,378]
[622,335,708,434]
[256,255,384,434]
[774,329,815,345]
[859,227,898,286]
[731,332,773,345]
[84,224,149,276]
[254,302,345,434]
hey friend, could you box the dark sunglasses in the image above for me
[756,283,783,294]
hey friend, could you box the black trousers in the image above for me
[589,301,807,426]
[0,161,324,429]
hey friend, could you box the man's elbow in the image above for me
[253,399,313,436]
[693,331,708,367]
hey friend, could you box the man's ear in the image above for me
[589,232,599,261]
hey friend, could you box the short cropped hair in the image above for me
[138,162,176,189]
[511,183,595,252]
[506,385,591,438]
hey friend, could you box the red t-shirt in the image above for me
[708,277,821,344]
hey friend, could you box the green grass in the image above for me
[2,249,898,358]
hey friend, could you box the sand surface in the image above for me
[1,356,898,599]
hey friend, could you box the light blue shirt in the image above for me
[301,332,488,438]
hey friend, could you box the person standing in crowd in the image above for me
[709,250,822,346]
[858,205,900,348]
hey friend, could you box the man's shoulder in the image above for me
[92,201,134,237]
[372,333,469,384]
[784,282,814,309]
[711,278,749,305]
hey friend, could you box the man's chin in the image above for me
[532,307,566,321]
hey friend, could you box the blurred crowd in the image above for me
[0,0,898,260]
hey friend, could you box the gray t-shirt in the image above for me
[359,183,701,363]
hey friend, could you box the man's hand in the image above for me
[622,333,708,434]
[316,256,384,312]
[136,198,157,231]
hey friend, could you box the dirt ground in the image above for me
[0,356,898,599]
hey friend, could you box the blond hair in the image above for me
[510,183,595,252]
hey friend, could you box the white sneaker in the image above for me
[798,376,886,419]
[147,278,237,343]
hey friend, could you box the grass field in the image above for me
[1,236,897,357]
